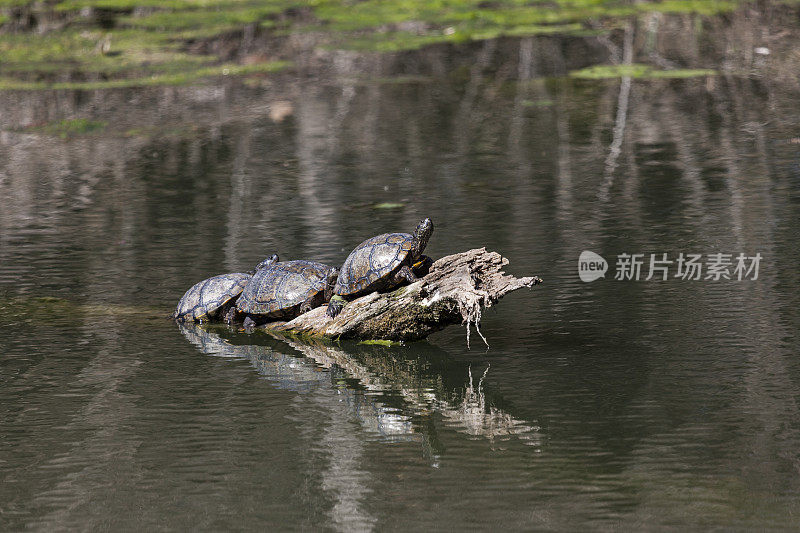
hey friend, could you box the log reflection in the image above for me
[178,323,543,455]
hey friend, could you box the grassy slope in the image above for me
[0,0,738,89]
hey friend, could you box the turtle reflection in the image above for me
[177,323,543,455]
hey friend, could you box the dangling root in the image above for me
[462,293,489,350]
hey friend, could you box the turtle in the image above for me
[173,254,278,323]
[326,218,434,318]
[236,259,339,324]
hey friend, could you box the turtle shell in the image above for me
[236,260,334,319]
[174,272,251,322]
[335,232,413,298]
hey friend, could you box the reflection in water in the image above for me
[178,323,543,454]
[179,323,543,530]
[443,366,540,446]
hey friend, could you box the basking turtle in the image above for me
[327,218,434,318]
[236,260,339,323]
[173,254,278,322]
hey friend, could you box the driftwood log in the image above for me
[264,248,542,345]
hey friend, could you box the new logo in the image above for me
[578,251,607,282]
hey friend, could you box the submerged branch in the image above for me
[264,248,542,344]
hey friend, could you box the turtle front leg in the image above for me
[393,265,419,285]
[326,294,347,318]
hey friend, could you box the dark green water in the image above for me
[2,24,800,530]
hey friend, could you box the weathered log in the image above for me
[265,248,542,345]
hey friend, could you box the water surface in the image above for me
[2,13,800,530]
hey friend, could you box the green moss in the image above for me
[522,98,554,106]
[640,0,737,15]
[0,0,756,91]
[0,60,289,91]
[359,339,404,346]
[321,0,733,53]
[315,0,631,40]
[22,118,107,138]
[117,2,289,38]
[0,31,98,64]
[570,64,717,79]
[55,0,202,10]
[265,326,330,344]
[0,1,294,92]
[650,68,718,78]
[0,27,212,81]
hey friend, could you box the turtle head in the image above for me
[324,266,340,301]
[255,253,279,271]
[411,218,433,259]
